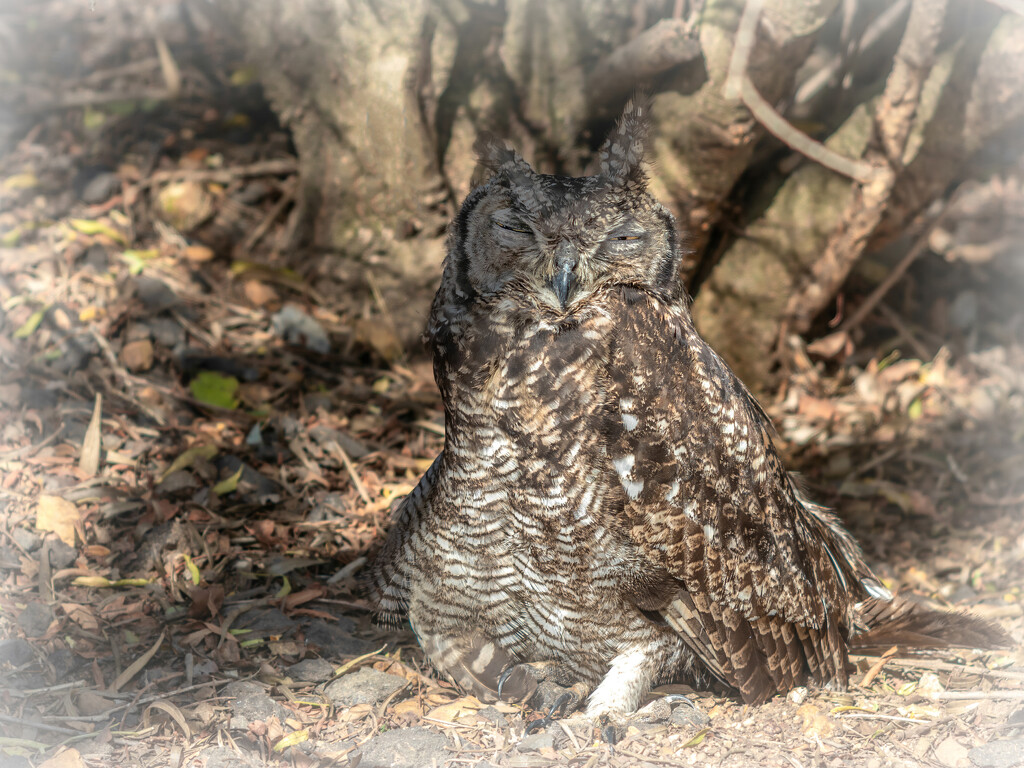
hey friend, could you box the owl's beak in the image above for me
[553,244,578,310]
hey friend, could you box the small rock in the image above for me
[634,698,671,723]
[16,603,54,638]
[11,528,42,552]
[287,658,334,683]
[324,667,408,707]
[46,538,78,570]
[934,736,970,768]
[156,470,198,496]
[222,680,288,723]
[477,706,509,728]
[357,727,449,768]
[271,304,330,354]
[80,171,121,204]
[788,686,809,704]
[0,638,33,666]
[133,277,180,314]
[121,339,154,372]
[237,607,296,638]
[670,701,710,728]
[969,739,1024,768]
[147,317,186,349]
[303,618,371,657]
[80,243,109,272]
[517,731,555,752]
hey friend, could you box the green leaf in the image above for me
[160,444,219,482]
[212,465,244,496]
[683,728,709,747]
[275,575,292,599]
[189,371,240,410]
[181,554,201,585]
[69,218,127,245]
[14,305,48,338]
[121,248,159,275]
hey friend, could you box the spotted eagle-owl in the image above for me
[367,101,1003,718]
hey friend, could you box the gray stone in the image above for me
[0,638,33,666]
[517,731,555,752]
[222,680,288,724]
[356,727,449,768]
[11,527,42,552]
[80,171,121,204]
[147,317,187,349]
[324,667,407,707]
[477,706,509,728]
[288,657,334,683]
[237,607,296,638]
[969,739,1024,768]
[46,538,77,570]
[303,618,371,657]
[670,701,710,728]
[16,602,53,638]
[271,305,330,354]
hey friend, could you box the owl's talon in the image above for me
[663,693,696,708]
[523,692,576,734]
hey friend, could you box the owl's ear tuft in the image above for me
[598,97,652,187]
[474,132,534,176]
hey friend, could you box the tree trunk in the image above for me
[210,0,1024,390]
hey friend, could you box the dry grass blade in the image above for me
[79,393,102,477]
[110,630,166,693]
[143,700,191,739]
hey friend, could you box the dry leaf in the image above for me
[184,244,215,263]
[244,279,279,306]
[79,393,102,477]
[36,495,80,546]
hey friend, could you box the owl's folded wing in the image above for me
[602,287,883,701]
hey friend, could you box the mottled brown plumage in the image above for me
[366,101,1007,717]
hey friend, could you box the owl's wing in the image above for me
[603,287,885,703]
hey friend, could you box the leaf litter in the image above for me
[0,2,1021,767]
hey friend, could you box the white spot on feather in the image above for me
[622,413,639,431]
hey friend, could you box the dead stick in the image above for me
[840,194,959,334]
[850,655,1024,682]
[328,440,372,504]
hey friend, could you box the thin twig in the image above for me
[328,440,372,505]
[840,193,960,334]
[850,655,1024,682]
[933,690,1024,701]
[138,158,298,189]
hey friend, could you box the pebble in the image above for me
[324,667,407,707]
[355,727,449,768]
[969,739,1024,768]
[287,658,334,683]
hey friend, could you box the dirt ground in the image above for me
[0,3,1022,767]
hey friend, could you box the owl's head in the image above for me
[445,100,683,315]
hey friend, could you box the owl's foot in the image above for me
[523,691,576,734]
[496,660,587,708]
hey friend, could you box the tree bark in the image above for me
[210,0,1024,390]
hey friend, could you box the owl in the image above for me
[367,101,1005,719]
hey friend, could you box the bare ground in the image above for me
[0,3,1022,767]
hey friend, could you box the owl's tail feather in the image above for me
[850,597,1012,654]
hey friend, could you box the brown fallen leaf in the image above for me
[79,393,102,477]
[36,495,80,547]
